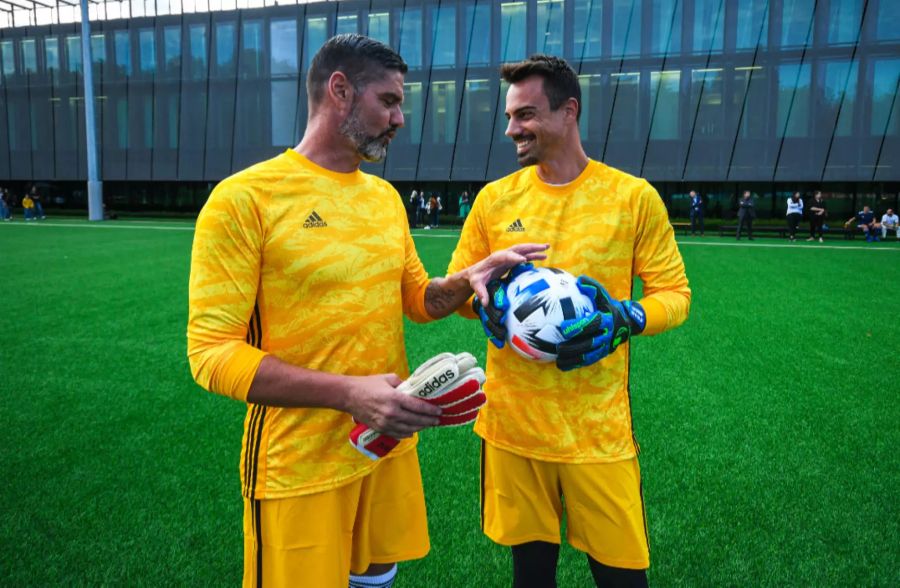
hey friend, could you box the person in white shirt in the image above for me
[786,191,804,242]
[881,209,899,240]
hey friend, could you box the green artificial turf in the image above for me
[1,220,898,586]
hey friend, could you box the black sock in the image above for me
[512,541,560,588]
[587,557,648,588]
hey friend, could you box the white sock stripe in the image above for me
[348,564,397,588]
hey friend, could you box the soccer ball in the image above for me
[505,266,595,362]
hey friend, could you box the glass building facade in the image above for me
[0,0,898,216]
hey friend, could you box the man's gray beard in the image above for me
[339,107,389,163]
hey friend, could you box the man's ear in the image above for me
[327,71,354,112]
[564,97,580,123]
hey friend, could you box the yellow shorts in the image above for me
[481,442,650,569]
[242,448,429,587]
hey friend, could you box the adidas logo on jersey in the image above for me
[506,219,525,232]
[303,211,328,228]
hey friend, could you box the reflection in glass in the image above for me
[536,0,564,56]
[734,66,767,138]
[650,70,680,139]
[694,0,724,54]
[781,0,814,48]
[0,41,14,76]
[609,72,640,139]
[823,60,858,137]
[368,13,390,45]
[66,36,81,73]
[139,30,155,74]
[612,0,641,58]
[305,17,327,69]
[271,20,298,75]
[501,2,526,62]
[691,68,723,137]
[828,0,862,45]
[164,26,181,73]
[114,31,131,76]
[463,2,491,66]
[871,60,900,136]
[876,0,900,41]
[574,0,602,60]
[91,34,106,65]
[432,6,456,67]
[272,81,298,146]
[401,82,423,144]
[431,80,457,143]
[243,20,263,77]
[189,24,208,79]
[462,79,492,143]
[45,38,59,72]
[777,63,810,137]
[22,40,37,74]
[336,15,358,35]
[736,0,768,51]
[650,0,680,56]
[398,8,422,69]
[577,74,603,140]
[215,23,236,75]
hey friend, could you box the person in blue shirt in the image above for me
[689,190,704,236]
[844,206,878,241]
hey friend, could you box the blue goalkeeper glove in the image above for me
[472,263,534,349]
[555,276,646,372]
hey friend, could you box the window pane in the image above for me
[463,3,490,66]
[650,0,680,56]
[693,0,724,54]
[612,0,641,58]
[401,82,423,144]
[45,38,59,72]
[828,0,862,45]
[432,6,456,67]
[736,0,768,50]
[501,2,526,62]
[91,34,106,65]
[823,60,858,137]
[271,19,298,75]
[305,17,327,69]
[691,68,724,137]
[164,26,181,73]
[22,39,37,74]
[243,20,263,76]
[368,12,390,45]
[609,72,640,139]
[781,0,814,48]
[461,79,492,143]
[536,0,564,56]
[431,80,457,142]
[271,81,297,145]
[650,70,680,139]
[398,8,422,69]
[336,14,358,35]
[139,29,156,74]
[578,73,603,139]
[114,31,131,76]
[215,23,236,75]
[778,63,811,137]
[872,59,900,136]
[574,0,602,60]
[0,41,13,76]
[66,36,81,73]
[117,99,128,148]
[876,0,900,41]
[734,66,768,138]
[189,24,208,79]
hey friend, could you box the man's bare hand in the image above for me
[344,374,442,438]
[469,243,549,306]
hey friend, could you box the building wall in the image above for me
[0,0,898,192]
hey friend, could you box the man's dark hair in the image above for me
[307,34,408,106]
[500,54,581,121]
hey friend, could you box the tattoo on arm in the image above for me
[425,280,461,317]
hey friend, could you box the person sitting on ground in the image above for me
[844,206,877,241]
[881,208,899,241]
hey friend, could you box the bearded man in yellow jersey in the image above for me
[187,35,546,588]
[448,55,691,587]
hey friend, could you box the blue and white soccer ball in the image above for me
[504,266,595,362]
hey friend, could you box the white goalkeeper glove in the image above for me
[349,352,486,460]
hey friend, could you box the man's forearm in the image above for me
[425,271,473,319]
[246,355,352,410]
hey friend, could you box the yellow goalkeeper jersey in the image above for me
[448,160,690,463]
[188,149,433,499]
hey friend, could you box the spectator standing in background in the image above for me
[428,192,442,228]
[0,188,10,221]
[807,191,826,242]
[30,186,46,220]
[736,191,756,240]
[689,190,704,236]
[459,191,471,220]
[786,191,803,242]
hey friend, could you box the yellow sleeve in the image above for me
[400,217,433,323]
[447,186,494,320]
[632,182,691,336]
[186,180,269,402]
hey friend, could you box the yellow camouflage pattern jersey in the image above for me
[448,160,690,463]
[187,149,432,499]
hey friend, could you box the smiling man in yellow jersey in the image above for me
[187,35,546,588]
[448,55,691,587]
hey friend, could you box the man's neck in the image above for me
[294,118,361,174]
[535,145,590,185]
